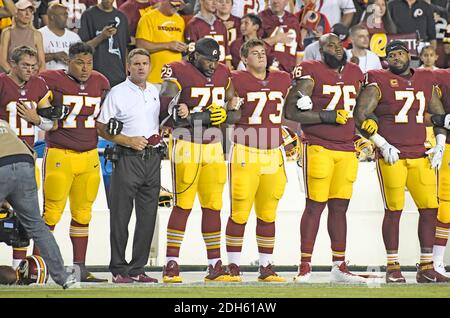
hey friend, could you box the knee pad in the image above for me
[231,211,249,225]
[438,200,450,223]
[43,209,63,226]
[71,210,92,225]
[258,211,276,224]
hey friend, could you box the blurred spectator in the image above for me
[29,0,49,29]
[230,13,275,69]
[216,0,241,44]
[135,0,186,89]
[0,0,45,73]
[350,0,368,26]
[303,22,349,61]
[259,0,303,73]
[79,0,130,87]
[388,0,437,48]
[360,0,396,35]
[418,44,439,68]
[296,0,331,47]
[231,0,266,17]
[49,0,98,31]
[297,0,356,27]
[185,0,232,67]
[346,24,382,72]
[39,3,81,70]
[0,0,15,33]
[118,0,155,46]
[177,0,195,16]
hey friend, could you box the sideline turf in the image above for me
[0,284,449,298]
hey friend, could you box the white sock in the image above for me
[259,253,272,267]
[12,259,22,270]
[433,245,446,263]
[333,260,344,267]
[166,257,179,265]
[227,252,241,266]
[208,258,220,267]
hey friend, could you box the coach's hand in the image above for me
[127,136,148,151]
[177,103,189,119]
[380,142,401,165]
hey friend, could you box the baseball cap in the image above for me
[169,0,184,8]
[195,38,220,61]
[15,0,34,10]
[331,23,349,41]
[385,40,409,56]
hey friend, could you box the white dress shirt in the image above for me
[97,78,160,138]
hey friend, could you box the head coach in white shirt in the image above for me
[96,48,162,284]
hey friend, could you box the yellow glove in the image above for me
[208,105,227,126]
[335,109,349,125]
[361,118,378,135]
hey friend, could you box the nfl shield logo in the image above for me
[80,84,85,90]
[19,89,26,96]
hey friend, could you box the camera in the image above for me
[104,144,121,163]
[0,207,30,248]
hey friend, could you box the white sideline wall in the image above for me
[1,160,449,267]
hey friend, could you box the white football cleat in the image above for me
[330,262,367,284]
[434,261,447,275]
[293,262,312,283]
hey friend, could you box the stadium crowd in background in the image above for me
[1,0,450,286]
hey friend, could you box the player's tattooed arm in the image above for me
[283,78,323,124]
[224,79,241,124]
[429,85,447,137]
[353,85,381,138]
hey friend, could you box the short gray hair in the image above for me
[127,48,150,64]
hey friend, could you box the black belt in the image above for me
[0,154,34,168]
[117,145,161,158]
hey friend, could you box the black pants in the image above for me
[108,149,161,276]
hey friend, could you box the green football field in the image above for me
[0,283,450,298]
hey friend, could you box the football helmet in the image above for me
[17,255,48,285]
[281,126,302,161]
[159,188,173,208]
[354,136,374,161]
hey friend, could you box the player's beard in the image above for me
[323,50,347,69]
[389,61,410,75]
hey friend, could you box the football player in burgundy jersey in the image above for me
[229,13,275,70]
[185,0,232,68]
[429,69,450,275]
[0,46,57,269]
[216,0,241,45]
[354,40,450,283]
[258,0,303,73]
[225,39,290,282]
[160,37,240,283]
[285,33,367,283]
[37,42,110,283]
